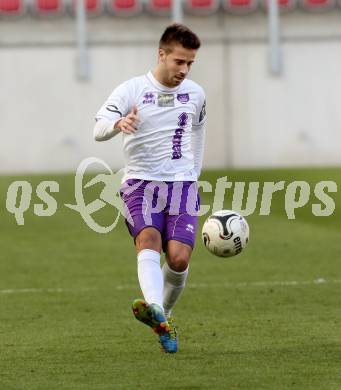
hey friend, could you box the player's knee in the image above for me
[167,253,189,272]
[136,228,161,252]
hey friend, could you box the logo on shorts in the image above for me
[186,223,194,233]
[143,92,155,104]
[158,93,174,107]
[177,93,189,104]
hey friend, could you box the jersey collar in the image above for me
[147,71,182,92]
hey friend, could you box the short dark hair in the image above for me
[159,24,201,52]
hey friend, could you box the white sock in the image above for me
[137,249,164,309]
[162,262,189,318]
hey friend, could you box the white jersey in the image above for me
[95,71,207,182]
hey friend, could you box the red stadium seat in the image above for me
[31,0,65,15]
[0,0,25,16]
[300,0,335,10]
[146,0,172,15]
[262,0,297,11]
[106,0,142,16]
[223,0,259,13]
[185,0,219,14]
[69,0,103,17]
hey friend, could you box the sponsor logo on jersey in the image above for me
[177,93,189,104]
[142,92,155,104]
[157,93,174,107]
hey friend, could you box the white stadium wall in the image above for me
[0,13,341,173]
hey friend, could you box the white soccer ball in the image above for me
[202,210,250,258]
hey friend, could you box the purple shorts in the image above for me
[120,180,200,251]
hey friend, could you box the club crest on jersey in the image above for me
[142,92,155,104]
[157,93,174,107]
[177,93,189,104]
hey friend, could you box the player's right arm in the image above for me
[93,81,139,141]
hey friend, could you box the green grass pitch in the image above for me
[0,168,340,389]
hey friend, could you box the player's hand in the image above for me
[115,106,139,135]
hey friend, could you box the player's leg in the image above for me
[155,241,192,353]
[163,240,192,318]
[135,227,163,308]
[132,225,177,352]
[163,181,199,318]
[120,179,165,308]
[121,180,176,352]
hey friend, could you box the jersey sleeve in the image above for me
[191,122,206,178]
[193,86,207,127]
[95,80,134,124]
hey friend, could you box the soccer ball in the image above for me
[202,210,249,258]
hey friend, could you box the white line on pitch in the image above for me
[187,278,341,289]
[1,279,340,295]
[0,287,96,295]
[116,278,341,291]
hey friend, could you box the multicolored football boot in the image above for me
[159,316,178,353]
[132,299,178,353]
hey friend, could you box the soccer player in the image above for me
[94,24,206,353]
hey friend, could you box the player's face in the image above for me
[158,45,197,87]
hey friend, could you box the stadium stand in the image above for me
[223,0,259,14]
[1,0,340,18]
[300,0,336,11]
[185,0,220,15]
[262,0,297,12]
[69,0,103,16]
[0,0,26,16]
[30,0,65,16]
[106,0,143,16]
[146,0,172,15]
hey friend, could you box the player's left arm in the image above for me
[191,123,206,178]
[192,89,207,178]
